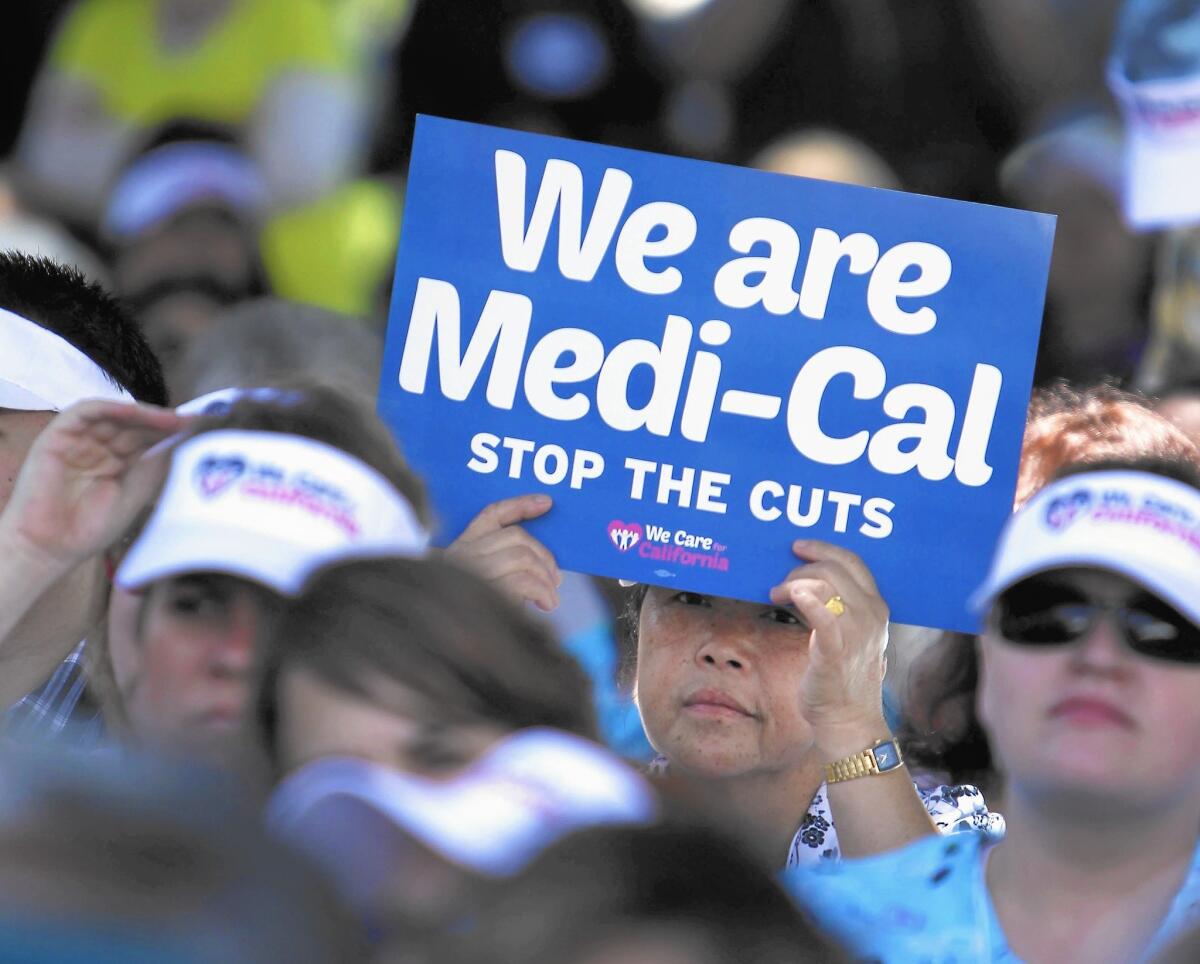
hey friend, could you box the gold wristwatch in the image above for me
[824,738,904,784]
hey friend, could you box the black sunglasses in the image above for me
[993,576,1200,665]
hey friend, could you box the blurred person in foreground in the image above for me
[415,820,840,964]
[0,747,361,962]
[260,555,655,935]
[900,384,1200,802]
[0,252,166,744]
[790,457,1200,963]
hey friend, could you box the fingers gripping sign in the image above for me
[768,539,891,759]
[0,400,188,574]
[445,493,563,612]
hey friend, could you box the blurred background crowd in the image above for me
[2,1,1200,962]
[2,0,1199,401]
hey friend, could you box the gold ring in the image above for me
[824,595,846,617]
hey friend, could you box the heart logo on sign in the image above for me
[607,520,643,552]
[195,455,247,497]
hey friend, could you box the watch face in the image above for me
[874,742,902,771]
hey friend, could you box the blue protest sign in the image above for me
[379,115,1054,632]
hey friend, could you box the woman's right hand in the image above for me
[444,494,562,612]
[0,400,186,574]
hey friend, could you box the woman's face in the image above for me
[121,573,266,757]
[979,568,1200,808]
[634,588,814,779]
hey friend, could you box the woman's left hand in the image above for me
[768,539,890,760]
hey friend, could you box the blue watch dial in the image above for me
[873,741,902,771]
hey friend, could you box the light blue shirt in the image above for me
[785,831,1200,962]
[548,572,655,762]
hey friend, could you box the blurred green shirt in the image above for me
[50,0,351,127]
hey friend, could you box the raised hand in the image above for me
[444,494,561,612]
[768,539,890,760]
[0,400,186,573]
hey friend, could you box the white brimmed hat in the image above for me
[266,728,656,878]
[1109,0,1200,229]
[971,469,1200,626]
[0,307,133,411]
[116,429,428,596]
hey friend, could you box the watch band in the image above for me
[824,739,904,784]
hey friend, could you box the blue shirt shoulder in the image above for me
[784,832,1200,964]
[785,832,1005,963]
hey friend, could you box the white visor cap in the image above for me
[116,429,428,596]
[267,728,657,878]
[971,469,1200,627]
[0,307,134,411]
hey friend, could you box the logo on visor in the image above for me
[607,520,643,552]
[195,455,246,497]
[1045,489,1093,530]
[194,454,362,536]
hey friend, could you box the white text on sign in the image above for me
[466,432,895,538]
[401,281,999,486]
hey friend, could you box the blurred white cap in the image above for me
[267,728,656,877]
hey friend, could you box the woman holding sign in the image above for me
[458,499,997,866]
[627,539,996,866]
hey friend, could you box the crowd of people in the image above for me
[0,1,1199,962]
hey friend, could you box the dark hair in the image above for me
[0,251,167,405]
[256,556,599,766]
[434,819,840,964]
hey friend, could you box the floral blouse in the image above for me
[786,781,1004,867]
[647,757,1004,867]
